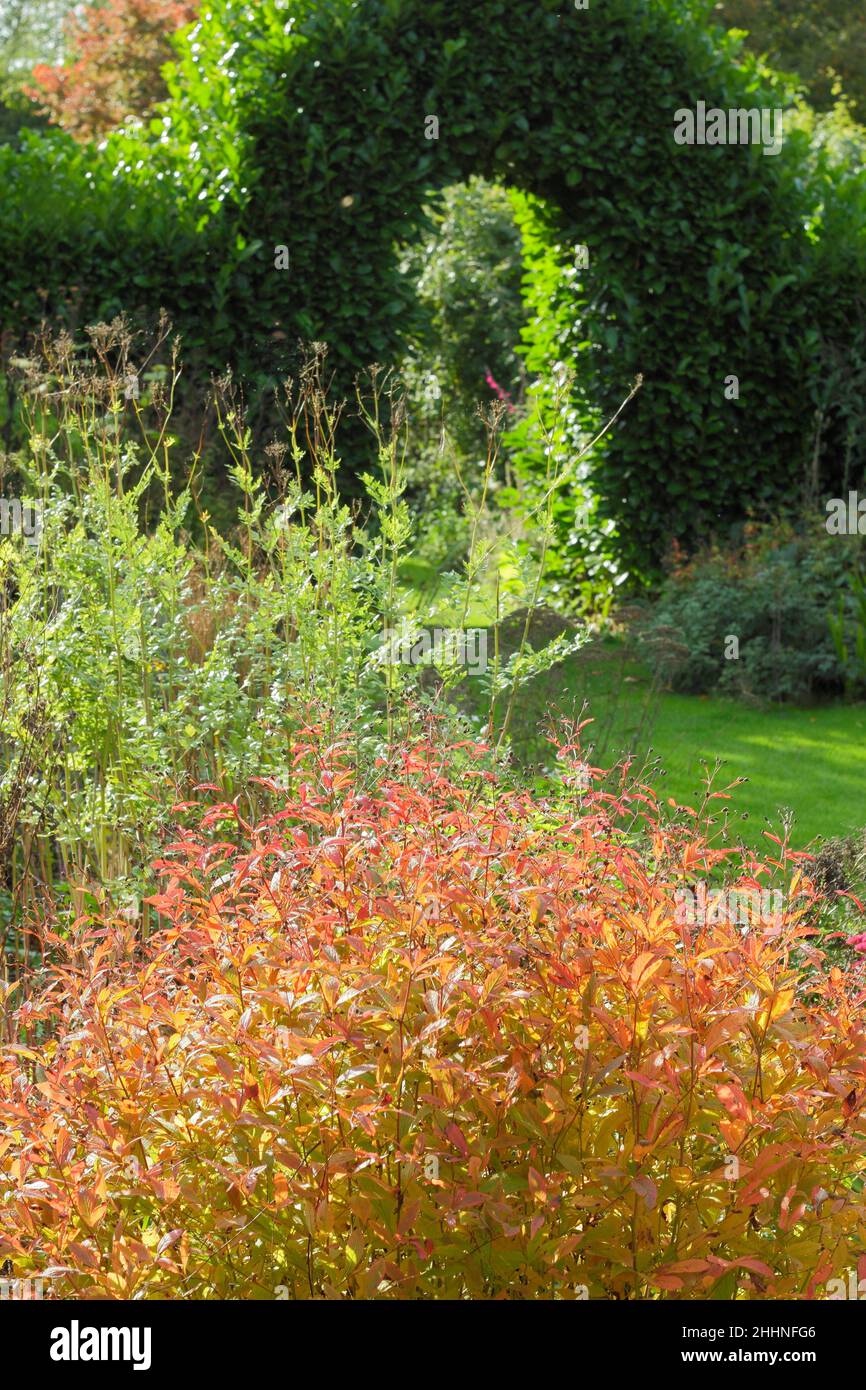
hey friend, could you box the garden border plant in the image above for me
[1,724,864,1299]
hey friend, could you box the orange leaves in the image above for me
[652,1254,775,1295]
[146,1175,180,1206]
[842,1088,860,1121]
[627,950,668,997]
[156,1228,189,1272]
[66,1241,100,1270]
[1,737,865,1298]
[756,988,796,1031]
[681,841,707,873]
[702,1010,747,1056]
[779,1185,807,1232]
[716,1082,753,1124]
[480,964,509,1004]
[76,1186,109,1229]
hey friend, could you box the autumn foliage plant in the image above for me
[26,0,199,141]
[1,728,865,1300]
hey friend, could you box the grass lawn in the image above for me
[399,564,866,851]
[484,638,866,852]
[616,690,866,851]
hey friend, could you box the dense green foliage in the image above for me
[636,520,866,701]
[0,0,865,578]
[0,333,575,932]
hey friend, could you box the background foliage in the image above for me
[0,0,864,580]
[636,520,866,702]
[25,0,199,141]
[715,0,866,120]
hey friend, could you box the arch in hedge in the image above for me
[1,0,860,572]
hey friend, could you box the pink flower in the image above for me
[484,370,516,413]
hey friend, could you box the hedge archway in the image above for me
[1,0,862,572]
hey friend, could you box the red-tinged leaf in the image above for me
[779,1185,806,1232]
[629,950,664,993]
[451,1190,486,1209]
[213,1054,234,1081]
[716,1082,752,1122]
[150,1177,180,1204]
[651,1272,685,1291]
[67,1243,100,1269]
[444,1122,469,1157]
[806,1254,835,1300]
[732,1258,774,1277]
[624,1070,665,1090]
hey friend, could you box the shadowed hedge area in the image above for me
[1,0,864,573]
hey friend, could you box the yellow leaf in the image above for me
[758,988,795,1030]
[481,965,508,1003]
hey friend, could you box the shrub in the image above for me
[398,178,526,462]
[26,0,199,141]
[0,330,574,924]
[1,335,430,917]
[636,520,866,702]
[1,730,863,1299]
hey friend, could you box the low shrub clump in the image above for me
[637,521,866,703]
[1,730,864,1300]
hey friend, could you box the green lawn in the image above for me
[399,562,866,851]
[494,640,866,852]
[619,690,866,850]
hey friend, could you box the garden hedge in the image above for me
[1,0,864,575]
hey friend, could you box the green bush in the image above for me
[0,330,578,927]
[393,178,527,583]
[636,520,866,702]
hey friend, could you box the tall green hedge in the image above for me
[1,0,864,577]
